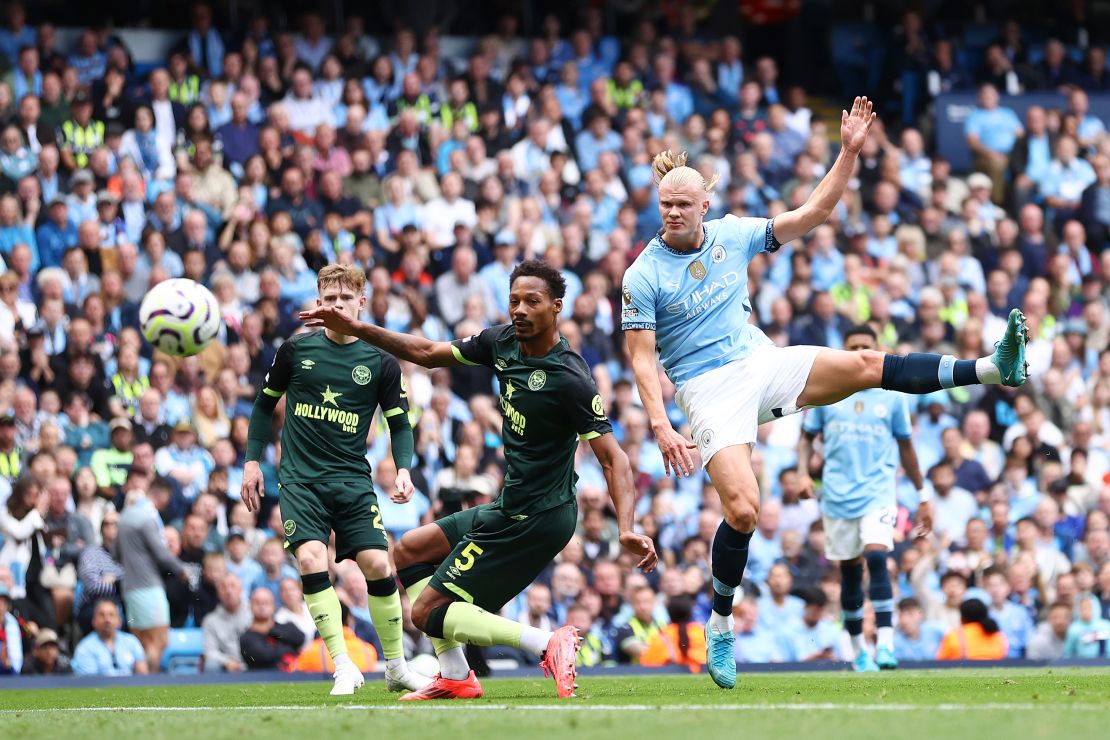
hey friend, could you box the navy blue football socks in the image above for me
[840,560,865,636]
[881,353,980,394]
[711,521,752,616]
[866,551,894,629]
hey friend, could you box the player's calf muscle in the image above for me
[797,350,884,407]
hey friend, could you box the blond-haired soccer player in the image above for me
[621,97,1028,689]
[242,264,429,695]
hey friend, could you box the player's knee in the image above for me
[410,598,431,632]
[722,496,758,533]
[859,350,886,385]
[393,534,416,569]
[355,549,391,581]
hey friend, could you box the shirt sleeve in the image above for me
[261,339,295,398]
[375,353,410,420]
[620,264,657,331]
[562,362,614,441]
[449,325,501,368]
[891,394,913,440]
[723,214,777,261]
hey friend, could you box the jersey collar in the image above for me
[655,225,708,256]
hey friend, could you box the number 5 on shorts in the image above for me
[453,542,484,572]
[370,504,384,531]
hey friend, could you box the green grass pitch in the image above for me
[1,668,1109,740]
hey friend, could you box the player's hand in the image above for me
[392,468,415,504]
[797,474,815,499]
[241,461,265,513]
[841,96,877,154]
[655,424,697,478]
[619,531,659,573]
[914,500,933,539]
[299,305,358,334]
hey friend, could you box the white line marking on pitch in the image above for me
[0,703,1105,714]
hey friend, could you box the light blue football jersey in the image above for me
[802,388,913,520]
[621,214,777,389]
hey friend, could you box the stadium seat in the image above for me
[161,628,205,674]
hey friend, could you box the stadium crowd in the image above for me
[1,1,1110,678]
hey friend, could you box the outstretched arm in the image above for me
[626,328,696,478]
[773,96,876,245]
[299,305,459,368]
[588,432,658,572]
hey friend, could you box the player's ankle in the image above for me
[333,653,354,668]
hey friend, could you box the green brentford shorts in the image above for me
[279,481,388,561]
[429,500,577,612]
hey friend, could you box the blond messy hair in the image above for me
[651,150,720,193]
[317,264,366,295]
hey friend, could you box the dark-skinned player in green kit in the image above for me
[242,264,430,696]
[300,260,658,700]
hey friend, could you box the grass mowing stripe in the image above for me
[1,702,1105,714]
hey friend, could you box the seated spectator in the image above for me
[640,595,706,673]
[733,595,783,663]
[202,572,250,672]
[613,585,664,664]
[72,599,149,676]
[893,597,944,661]
[0,583,23,674]
[20,627,71,675]
[1027,601,1073,660]
[783,588,843,661]
[984,568,1034,657]
[240,586,304,670]
[1062,596,1110,658]
[936,598,1009,660]
[274,577,315,650]
[75,510,123,633]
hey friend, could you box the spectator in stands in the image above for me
[240,586,302,670]
[936,598,1008,660]
[274,576,314,650]
[784,588,843,662]
[1027,600,1073,660]
[964,83,1023,204]
[202,572,250,672]
[984,567,1034,657]
[0,582,22,674]
[76,510,122,632]
[72,598,149,676]
[1063,595,1110,658]
[20,627,71,675]
[117,486,186,672]
[893,597,943,661]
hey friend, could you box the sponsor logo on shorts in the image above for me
[448,566,461,578]
[528,369,547,391]
[711,246,726,263]
[283,519,296,537]
[352,365,371,385]
[689,261,707,280]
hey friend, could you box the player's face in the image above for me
[508,275,560,341]
[318,282,366,324]
[843,333,877,352]
[658,182,708,244]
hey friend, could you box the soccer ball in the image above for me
[139,278,222,356]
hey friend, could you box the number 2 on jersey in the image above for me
[370,504,384,531]
[453,542,484,571]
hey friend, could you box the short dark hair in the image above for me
[510,259,566,299]
[844,323,876,341]
[897,597,921,611]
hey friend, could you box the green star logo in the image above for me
[504,381,515,401]
[321,385,342,406]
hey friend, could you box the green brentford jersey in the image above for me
[262,331,409,485]
[450,324,612,517]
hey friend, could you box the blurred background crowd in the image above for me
[1,0,1110,678]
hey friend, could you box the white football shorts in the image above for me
[675,344,822,465]
[822,506,897,561]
